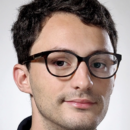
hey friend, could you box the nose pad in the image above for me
[71,62,93,91]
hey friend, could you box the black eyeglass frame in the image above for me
[21,50,122,79]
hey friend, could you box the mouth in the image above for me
[65,98,97,109]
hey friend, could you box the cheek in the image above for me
[92,78,115,119]
[93,77,115,99]
[29,63,67,99]
[92,77,115,98]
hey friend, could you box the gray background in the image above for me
[0,0,130,129]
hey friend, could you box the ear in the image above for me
[13,64,32,94]
[113,74,116,87]
[110,74,116,95]
[114,74,116,80]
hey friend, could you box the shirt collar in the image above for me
[17,116,32,130]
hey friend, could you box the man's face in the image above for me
[29,13,115,130]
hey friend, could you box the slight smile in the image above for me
[65,99,97,109]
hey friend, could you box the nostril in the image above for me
[75,86,80,90]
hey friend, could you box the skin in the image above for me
[14,13,115,130]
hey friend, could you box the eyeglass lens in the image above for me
[47,52,78,76]
[89,54,118,78]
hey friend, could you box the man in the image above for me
[11,0,122,130]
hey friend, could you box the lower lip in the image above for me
[65,101,95,109]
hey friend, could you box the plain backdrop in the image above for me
[0,0,130,130]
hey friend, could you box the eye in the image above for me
[50,58,71,69]
[54,60,68,67]
[92,62,106,69]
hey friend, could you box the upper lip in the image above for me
[65,98,96,104]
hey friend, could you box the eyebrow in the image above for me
[50,46,111,56]
[51,46,78,54]
[90,49,111,54]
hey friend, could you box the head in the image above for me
[12,0,121,130]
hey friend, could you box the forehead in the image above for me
[31,13,113,56]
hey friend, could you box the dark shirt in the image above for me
[17,116,32,130]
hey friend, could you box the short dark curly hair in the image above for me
[11,0,118,65]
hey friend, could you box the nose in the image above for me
[70,62,93,91]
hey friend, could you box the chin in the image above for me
[58,112,100,130]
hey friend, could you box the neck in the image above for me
[30,97,44,130]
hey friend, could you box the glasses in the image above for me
[22,50,122,79]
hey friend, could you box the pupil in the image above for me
[94,63,101,68]
[57,61,64,66]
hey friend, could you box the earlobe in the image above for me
[114,74,116,80]
[110,74,116,95]
[113,74,116,87]
[13,64,32,94]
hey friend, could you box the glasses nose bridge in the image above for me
[78,56,89,68]
[84,56,89,65]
